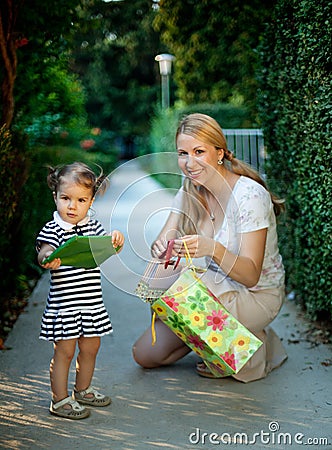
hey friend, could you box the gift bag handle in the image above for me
[151,239,193,346]
[159,239,181,270]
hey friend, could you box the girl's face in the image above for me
[53,177,94,225]
[177,133,223,186]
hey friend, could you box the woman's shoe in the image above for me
[196,361,223,379]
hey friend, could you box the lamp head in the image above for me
[155,54,175,76]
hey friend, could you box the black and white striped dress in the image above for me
[37,212,113,342]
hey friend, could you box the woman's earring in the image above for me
[217,158,224,165]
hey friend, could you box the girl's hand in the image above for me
[42,258,62,270]
[41,252,62,270]
[173,235,216,259]
[38,244,62,269]
[111,230,125,249]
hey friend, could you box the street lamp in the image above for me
[155,53,175,109]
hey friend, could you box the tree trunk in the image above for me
[0,0,18,128]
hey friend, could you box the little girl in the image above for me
[37,162,124,420]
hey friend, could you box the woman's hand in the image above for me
[151,239,168,259]
[173,235,216,259]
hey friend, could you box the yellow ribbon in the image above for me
[182,240,193,268]
[151,311,157,346]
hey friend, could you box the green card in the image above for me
[42,235,121,269]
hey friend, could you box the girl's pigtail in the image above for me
[47,165,60,192]
[94,165,109,196]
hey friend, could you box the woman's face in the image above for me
[177,133,223,186]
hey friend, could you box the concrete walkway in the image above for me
[0,158,331,450]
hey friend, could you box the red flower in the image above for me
[163,296,179,312]
[15,37,29,48]
[80,139,95,150]
[207,310,228,331]
[188,334,205,350]
[222,351,236,370]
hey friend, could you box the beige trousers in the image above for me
[218,287,287,382]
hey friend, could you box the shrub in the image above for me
[0,127,27,298]
[257,0,332,318]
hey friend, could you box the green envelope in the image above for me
[42,235,121,269]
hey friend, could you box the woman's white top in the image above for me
[172,176,285,295]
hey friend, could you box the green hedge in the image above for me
[258,0,332,317]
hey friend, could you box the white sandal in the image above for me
[74,386,112,407]
[50,396,90,419]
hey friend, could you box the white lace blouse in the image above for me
[172,176,285,294]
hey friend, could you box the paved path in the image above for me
[0,159,331,450]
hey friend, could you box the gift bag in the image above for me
[151,243,262,377]
[135,240,183,304]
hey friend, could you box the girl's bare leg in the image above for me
[50,339,77,403]
[75,336,100,392]
[132,319,191,368]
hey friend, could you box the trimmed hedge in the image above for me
[258,0,332,317]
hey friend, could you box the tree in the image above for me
[0,0,21,127]
[0,0,82,129]
[153,0,275,121]
[70,0,162,141]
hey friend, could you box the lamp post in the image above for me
[155,54,175,109]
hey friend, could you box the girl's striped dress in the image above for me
[37,212,113,342]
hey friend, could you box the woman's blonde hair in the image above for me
[176,113,284,234]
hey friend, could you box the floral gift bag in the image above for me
[151,269,262,377]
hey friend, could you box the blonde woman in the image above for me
[133,113,287,383]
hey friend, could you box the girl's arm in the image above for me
[37,242,61,269]
[174,228,267,288]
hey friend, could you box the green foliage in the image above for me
[15,55,88,144]
[0,127,27,299]
[154,0,275,121]
[258,0,332,318]
[71,0,161,139]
